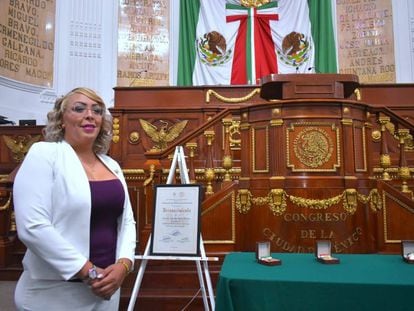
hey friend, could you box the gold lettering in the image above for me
[25,66,51,80]
[337,0,395,83]
[5,48,38,66]
[299,229,335,239]
[263,227,277,241]
[9,0,48,10]
[263,226,364,254]
[117,70,146,79]
[8,7,39,29]
[283,212,348,222]
[2,38,43,58]
[0,24,53,50]
[300,229,316,239]
[320,229,335,239]
[333,227,363,253]
[0,58,20,72]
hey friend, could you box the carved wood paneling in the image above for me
[1,80,414,276]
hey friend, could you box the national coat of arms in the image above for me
[196,31,232,66]
[276,31,311,68]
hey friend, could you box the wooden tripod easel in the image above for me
[127,146,218,311]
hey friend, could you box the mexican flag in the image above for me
[177,0,337,86]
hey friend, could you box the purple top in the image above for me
[89,179,125,268]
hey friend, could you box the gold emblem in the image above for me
[293,127,333,168]
[3,134,41,162]
[139,119,188,151]
[240,0,270,8]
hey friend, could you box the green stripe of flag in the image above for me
[308,0,338,73]
[177,0,200,86]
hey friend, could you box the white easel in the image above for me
[127,146,218,311]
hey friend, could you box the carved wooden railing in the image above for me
[371,107,414,198]
[141,107,240,191]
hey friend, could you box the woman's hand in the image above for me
[89,263,129,300]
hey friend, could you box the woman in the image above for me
[13,87,136,310]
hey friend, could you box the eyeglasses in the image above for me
[70,103,104,116]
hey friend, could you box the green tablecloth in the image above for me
[215,252,414,311]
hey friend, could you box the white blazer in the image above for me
[13,141,136,281]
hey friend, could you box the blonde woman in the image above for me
[13,88,136,310]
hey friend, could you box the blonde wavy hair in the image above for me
[43,87,113,154]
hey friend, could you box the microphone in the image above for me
[129,70,147,86]
[307,67,321,73]
[136,69,147,75]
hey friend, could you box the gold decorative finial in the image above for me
[354,88,361,100]
[112,118,120,143]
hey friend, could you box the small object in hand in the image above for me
[88,265,102,280]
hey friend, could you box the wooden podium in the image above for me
[260,73,359,100]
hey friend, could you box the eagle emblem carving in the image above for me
[3,134,41,162]
[139,119,188,151]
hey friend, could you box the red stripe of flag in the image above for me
[226,15,248,84]
[254,9,279,79]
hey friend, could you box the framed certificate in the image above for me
[150,184,202,256]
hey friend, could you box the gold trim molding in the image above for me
[236,188,382,216]
[383,191,414,243]
[355,125,368,172]
[203,191,236,244]
[206,88,261,103]
[251,125,269,173]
